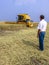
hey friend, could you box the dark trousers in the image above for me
[39,32,45,51]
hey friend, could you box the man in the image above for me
[37,15,47,51]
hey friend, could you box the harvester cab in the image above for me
[17,14,33,27]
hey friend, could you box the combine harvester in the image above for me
[17,14,33,27]
[0,14,34,28]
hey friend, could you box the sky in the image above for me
[0,0,49,22]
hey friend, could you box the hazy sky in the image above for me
[0,0,49,22]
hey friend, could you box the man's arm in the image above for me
[37,22,42,38]
[37,29,41,38]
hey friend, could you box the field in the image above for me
[0,23,49,65]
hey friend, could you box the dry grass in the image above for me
[0,23,49,65]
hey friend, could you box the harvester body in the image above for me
[17,14,33,27]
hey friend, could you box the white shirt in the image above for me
[37,19,47,32]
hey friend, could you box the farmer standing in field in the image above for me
[37,15,47,51]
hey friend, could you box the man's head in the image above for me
[40,15,45,20]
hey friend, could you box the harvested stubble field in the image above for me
[0,23,49,65]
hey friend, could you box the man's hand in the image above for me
[37,34,39,38]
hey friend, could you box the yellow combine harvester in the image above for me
[17,14,33,27]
